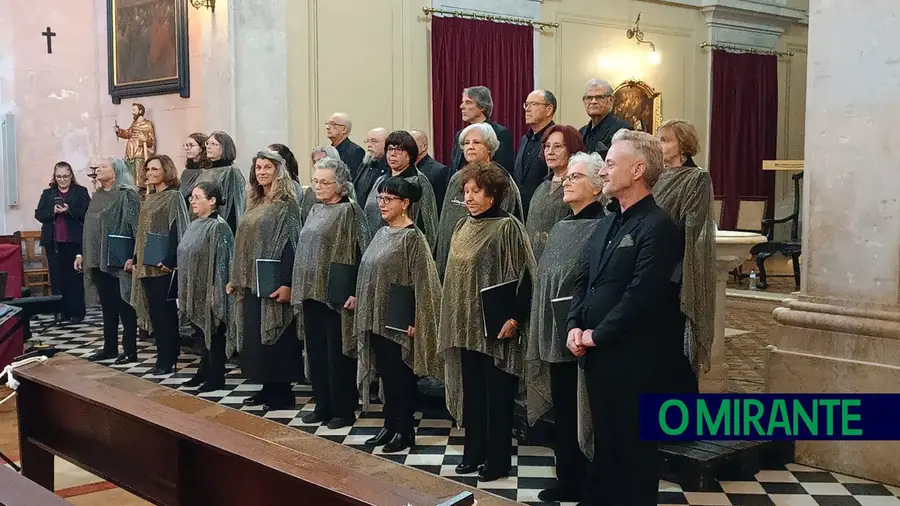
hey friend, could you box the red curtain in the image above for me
[431,16,534,166]
[708,50,778,229]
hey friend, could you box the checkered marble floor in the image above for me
[30,311,900,506]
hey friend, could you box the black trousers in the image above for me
[142,275,179,368]
[460,348,518,474]
[92,268,137,356]
[585,365,659,506]
[370,333,416,434]
[549,361,589,493]
[46,242,85,320]
[196,322,226,385]
[303,300,357,419]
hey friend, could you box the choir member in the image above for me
[525,152,605,503]
[438,162,536,482]
[300,145,339,223]
[130,155,189,374]
[354,128,388,201]
[326,112,366,177]
[196,131,246,233]
[579,79,632,156]
[180,132,211,208]
[227,150,302,411]
[179,182,234,391]
[450,86,515,173]
[409,129,450,214]
[355,177,443,453]
[525,125,585,262]
[653,120,716,393]
[35,161,89,323]
[292,157,369,429]
[514,90,557,218]
[435,124,524,278]
[268,143,304,204]
[75,156,140,364]
[361,130,439,249]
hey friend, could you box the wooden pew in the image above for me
[0,465,72,506]
[13,355,495,506]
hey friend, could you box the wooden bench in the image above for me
[13,355,511,506]
[0,464,72,506]
[660,440,795,490]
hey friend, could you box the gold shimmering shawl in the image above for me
[177,215,234,354]
[524,180,569,263]
[300,186,359,224]
[229,196,302,355]
[354,226,443,411]
[361,171,439,251]
[82,186,140,306]
[195,165,246,227]
[434,170,524,278]
[292,202,370,358]
[437,215,537,426]
[131,189,189,330]
[653,166,716,373]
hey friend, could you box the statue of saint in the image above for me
[114,103,156,186]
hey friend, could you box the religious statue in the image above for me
[113,102,156,186]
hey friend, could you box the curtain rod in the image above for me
[422,6,559,30]
[700,42,793,57]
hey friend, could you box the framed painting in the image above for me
[107,0,190,104]
[612,80,662,134]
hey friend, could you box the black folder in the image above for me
[326,262,358,305]
[551,296,573,348]
[107,235,135,269]
[143,232,169,267]
[166,270,178,302]
[479,279,517,339]
[255,259,281,297]
[384,283,415,333]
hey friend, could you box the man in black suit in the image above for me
[579,79,633,158]
[410,129,450,214]
[566,129,686,506]
[326,112,366,179]
[450,86,515,173]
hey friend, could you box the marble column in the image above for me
[766,0,900,487]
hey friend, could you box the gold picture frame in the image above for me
[612,80,662,134]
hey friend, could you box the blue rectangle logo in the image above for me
[639,394,900,441]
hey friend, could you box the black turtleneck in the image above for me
[394,165,417,179]
[566,200,605,221]
[185,159,201,171]
[210,159,231,168]
[471,201,506,219]
[684,156,698,168]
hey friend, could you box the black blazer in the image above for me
[416,155,451,212]
[579,113,633,157]
[336,137,365,180]
[450,120,515,174]
[34,185,91,247]
[566,195,684,386]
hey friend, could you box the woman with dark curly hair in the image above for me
[437,162,536,483]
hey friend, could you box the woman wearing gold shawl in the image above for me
[292,157,369,430]
[300,146,358,223]
[525,125,585,263]
[438,162,536,483]
[361,131,438,249]
[130,155,189,374]
[525,152,605,503]
[195,131,246,232]
[652,120,716,393]
[180,182,234,392]
[75,156,140,364]
[435,124,525,279]
[354,177,442,453]
[226,150,302,411]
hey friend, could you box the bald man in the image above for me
[353,127,388,201]
[579,79,632,157]
[326,112,365,177]
[410,130,450,213]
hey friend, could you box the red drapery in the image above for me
[708,49,778,230]
[430,16,534,166]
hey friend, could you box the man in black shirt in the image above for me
[513,89,556,219]
[579,79,632,158]
[410,129,450,214]
[326,112,366,179]
[450,86,515,173]
[353,127,388,202]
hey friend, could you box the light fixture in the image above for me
[647,50,661,65]
[626,13,656,52]
[190,0,216,12]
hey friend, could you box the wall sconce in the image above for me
[626,13,661,64]
[190,0,216,12]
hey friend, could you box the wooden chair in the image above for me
[0,232,21,246]
[750,172,803,290]
[731,197,769,281]
[20,231,51,297]
[712,196,725,228]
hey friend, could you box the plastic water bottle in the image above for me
[749,270,758,290]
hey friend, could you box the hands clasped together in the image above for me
[566,327,596,357]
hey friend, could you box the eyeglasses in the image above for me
[386,146,406,154]
[325,121,347,128]
[582,94,611,103]
[54,174,72,179]
[523,101,549,109]
[376,195,402,204]
[183,142,198,149]
[543,143,566,153]
[312,179,336,187]
[561,173,588,185]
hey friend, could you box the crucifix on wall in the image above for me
[42,27,56,54]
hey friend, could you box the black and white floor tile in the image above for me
[31,311,900,505]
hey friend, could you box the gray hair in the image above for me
[313,157,353,197]
[331,112,352,133]
[458,123,500,155]
[463,86,493,118]
[104,156,133,188]
[584,78,613,96]
[311,144,340,160]
[567,152,605,195]
[611,129,665,188]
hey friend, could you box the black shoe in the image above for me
[149,365,174,375]
[263,394,296,411]
[87,351,116,362]
[301,411,330,424]
[114,353,138,365]
[197,381,225,392]
[538,484,580,502]
[477,466,510,482]
[326,416,355,430]
[454,463,481,475]
[69,317,84,325]
[365,428,395,447]
[382,433,414,453]
[184,374,206,388]
[242,391,268,406]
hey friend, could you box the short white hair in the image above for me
[610,129,665,188]
[567,151,604,192]
[311,145,340,160]
[458,123,499,155]
[331,112,352,132]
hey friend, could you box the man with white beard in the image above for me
[353,127,388,201]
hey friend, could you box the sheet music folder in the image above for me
[384,283,415,333]
[255,259,281,297]
[107,235,134,269]
[142,232,169,267]
[326,262,358,305]
[551,295,572,347]
[479,279,517,339]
